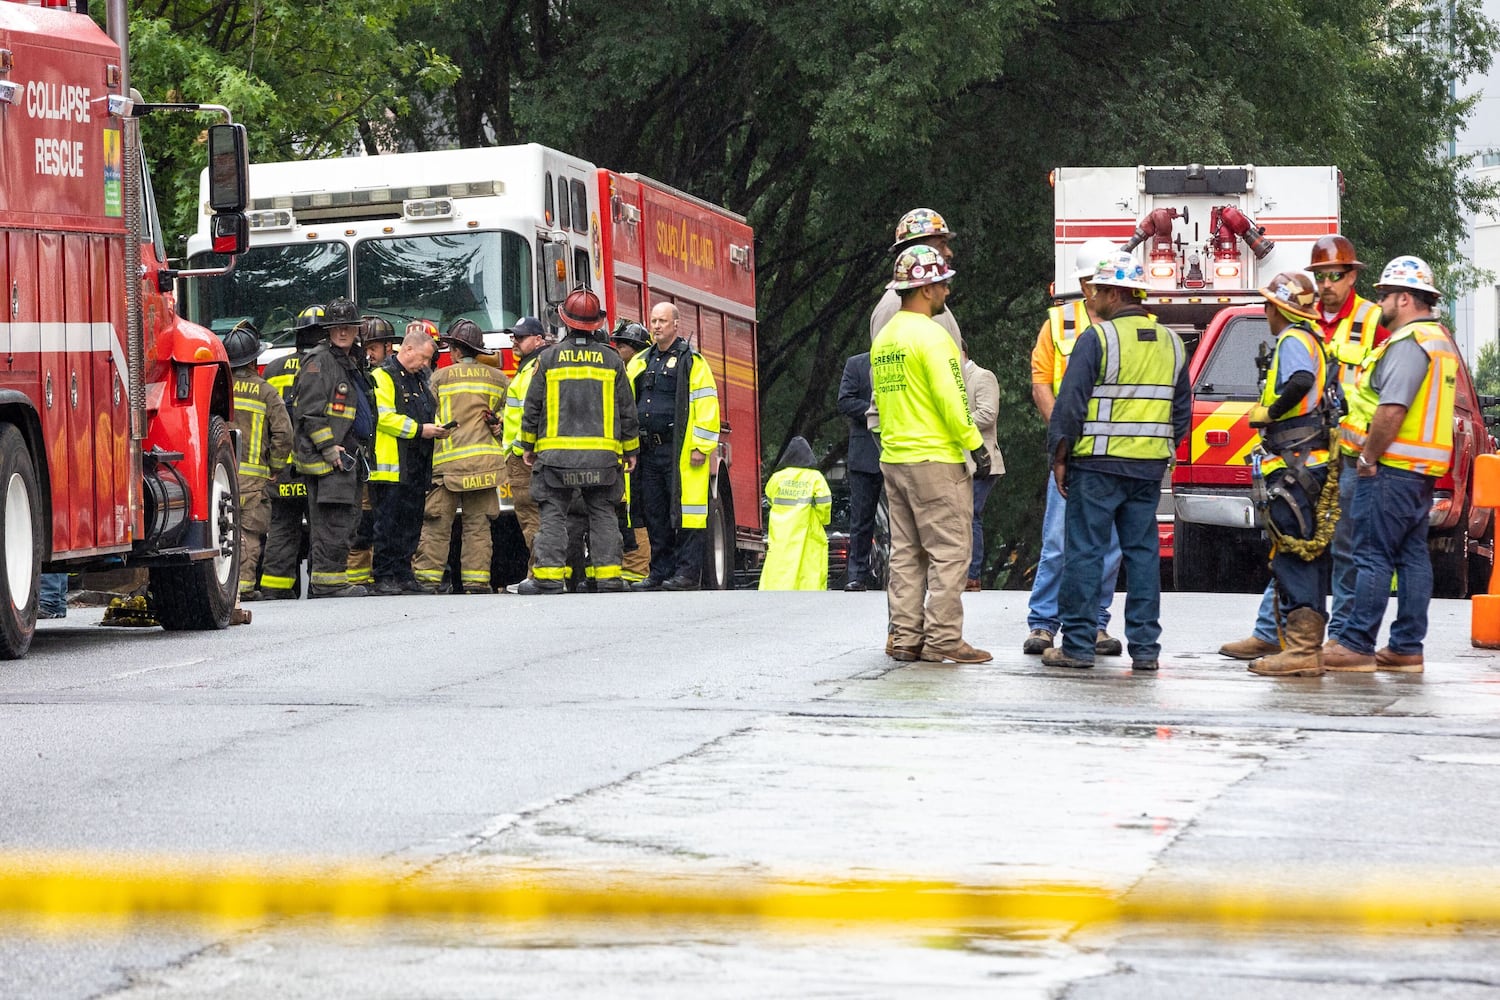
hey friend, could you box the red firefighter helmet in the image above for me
[1305,235,1365,273]
[559,288,606,331]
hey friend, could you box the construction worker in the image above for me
[626,300,720,591]
[1220,235,1390,661]
[1044,251,1190,673]
[289,296,374,598]
[501,316,550,575]
[872,245,991,664]
[223,322,292,603]
[1323,256,1458,674]
[759,436,832,591]
[1241,273,1336,677]
[347,316,403,589]
[413,319,509,594]
[517,289,639,595]
[369,328,448,595]
[258,304,326,599]
[611,321,653,583]
[870,208,961,348]
[1025,239,1125,656]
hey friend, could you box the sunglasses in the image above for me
[1313,271,1350,284]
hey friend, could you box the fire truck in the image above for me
[1053,164,1494,596]
[0,0,251,659]
[179,145,763,588]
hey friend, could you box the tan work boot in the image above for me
[1219,634,1280,660]
[1322,640,1376,672]
[1375,647,1424,673]
[920,642,993,664]
[1249,608,1326,677]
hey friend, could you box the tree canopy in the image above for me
[126,0,1499,586]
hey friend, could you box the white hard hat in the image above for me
[1089,251,1151,291]
[1074,239,1121,281]
[1374,255,1440,297]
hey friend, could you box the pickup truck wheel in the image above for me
[0,425,40,659]
[151,416,240,630]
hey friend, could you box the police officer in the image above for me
[259,304,326,599]
[501,317,550,573]
[223,322,293,603]
[626,301,720,591]
[289,296,373,598]
[611,321,653,584]
[413,319,509,594]
[369,327,448,595]
[517,289,639,595]
[1242,273,1337,678]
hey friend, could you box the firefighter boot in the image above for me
[1248,608,1325,677]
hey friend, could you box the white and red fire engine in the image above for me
[181,145,762,587]
[0,0,251,658]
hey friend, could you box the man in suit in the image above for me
[838,352,883,591]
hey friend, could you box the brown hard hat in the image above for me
[559,288,606,331]
[1305,234,1365,272]
[360,316,399,343]
[443,318,487,353]
[1259,271,1320,321]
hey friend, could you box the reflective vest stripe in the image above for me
[1048,300,1090,394]
[1338,321,1456,476]
[1074,317,1184,460]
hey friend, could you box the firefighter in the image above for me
[1044,251,1190,673]
[517,289,639,595]
[413,319,509,594]
[259,304,327,599]
[1025,238,1125,657]
[1221,235,1391,661]
[1323,257,1458,674]
[870,208,961,348]
[610,321,653,584]
[626,300,721,591]
[872,245,991,664]
[1241,273,1337,677]
[289,296,374,598]
[758,436,832,591]
[501,316,550,576]
[364,315,399,369]
[347,316,404,589]
[369,327,448,595]
[224,322,293,603]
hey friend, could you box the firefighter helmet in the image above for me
[612,321,649,350]
[886,244,956,291]
[444,318,487,353]
[1259,271,1320,321]
[559,288,606,331]
[294,304,326,348]
[1089,251,1150,290]
[360,316,398,344]
[1305,235,1365,273]
[1073,239,1122,281]
[889,208,956,252]
[1374,255,1440,297]
[323,296,360,327]
[222,322,262,368]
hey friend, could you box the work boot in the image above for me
[631,578,665,592]
[920,641,993,664]
[371,579,403,597]
[1041,647,1094,669]
[309,584,368,599]
[1249,608,1325,677]
[238,590,262,603]
[400,579,435,595]
[844,580,868,592]
[964,578,982,592]
[1022,629,1055,654]
[1375,647,1425,673]
[1321,640,1376,672]
[595,578,626,593]
[259,587,297,601]
[885,636,922,661]
[1094,630,1123,656]
[516,578,564,596]
[662,575,701,592]
[1219,634,1280,660]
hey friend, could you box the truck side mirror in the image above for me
[207,124,249,213]
[542,242,568,305]
[210,212,249,256]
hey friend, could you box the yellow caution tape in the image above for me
[0,855,1492,932]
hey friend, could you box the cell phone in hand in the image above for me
[442,419,460,430]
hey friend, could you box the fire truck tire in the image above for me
[151,416,240,631]
[700,479,735,591]
[0,424,41,660]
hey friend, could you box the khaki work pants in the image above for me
[413,484,500,592]
[237,477,271,595]
[881,460,972,651]
[622,527,651,581]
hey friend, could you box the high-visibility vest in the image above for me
[1072,315,1186,461]
[1323,294,1382,394]
[502,354,538,456]
[1258,321,1329,474]
[368,365,421,484]
[1339,320,1457,477]
[1047,300,1091,394]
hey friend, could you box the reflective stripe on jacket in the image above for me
[1073,315,1186,461]
[369,364,421,483]
[1048,300,1091,394]
[758,467,831,591]
[231,370,293,480]
[523,335,639,471]
[1324,294,1382,394]
[625,339,720,529]
[431,361,509,488]
[1258,321,1329,474]
[502,354,537,456]
[1339,320,1458,477]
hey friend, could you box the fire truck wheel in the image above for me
[700,480,735,591]
[151,415,240,631]
[0,424,41,660]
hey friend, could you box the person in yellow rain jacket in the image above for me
[759,437,832,591]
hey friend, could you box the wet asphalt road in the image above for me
[3,588,1500,998]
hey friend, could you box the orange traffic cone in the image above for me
[1471,454,1500,649]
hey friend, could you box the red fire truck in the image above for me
[0,0,251,658]
[181,146,763,587]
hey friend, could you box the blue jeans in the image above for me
[1058,468,1162,662]
[1339,467,1434,656]
[39,573,67,618]
[1028,474,1120,632]
[969,475,998,580]
[1327,459,1359,640]
[846,469,883,585]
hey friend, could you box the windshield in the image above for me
[1194,314,1274,399]
[356,230,533,332]
[184,241,350,346]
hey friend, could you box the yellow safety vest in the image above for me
[368,366,421,484]
[1339,320,1457,477]
[1325,294,1382,394]
[502,354,538,457]
[624,345,721,529]
[1047,300,1091,394]
[1073,315,1185,461]
[1258,321,1329,474]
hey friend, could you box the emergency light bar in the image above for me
[247,209,295,232]
[403,197,454,221]
[249,180,503,216]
